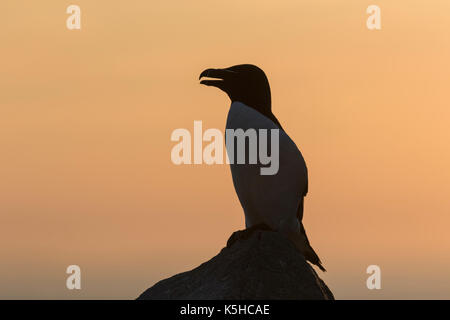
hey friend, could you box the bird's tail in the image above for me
[300,223,326,272]
[294,198,326,272]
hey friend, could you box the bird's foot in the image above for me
[226,223,273,248]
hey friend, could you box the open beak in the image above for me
[199,68,235,87]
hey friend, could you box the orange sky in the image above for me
[1,0,450,299]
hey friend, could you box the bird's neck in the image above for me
[268,112,283,130]
[255,104,283,130]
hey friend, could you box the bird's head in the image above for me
[199,64,272,115]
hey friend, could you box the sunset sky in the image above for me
[1,0,450,299]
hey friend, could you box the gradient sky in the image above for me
[1,0,450,299]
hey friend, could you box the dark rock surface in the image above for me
[138,229,334,300]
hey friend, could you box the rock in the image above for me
[137,229,334,300]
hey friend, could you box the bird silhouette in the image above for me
[200,64,325,271]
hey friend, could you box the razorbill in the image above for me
[199,64,325,271]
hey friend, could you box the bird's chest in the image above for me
[225,102,286,210]
[224,102,307,224]
[225,102,277,175]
